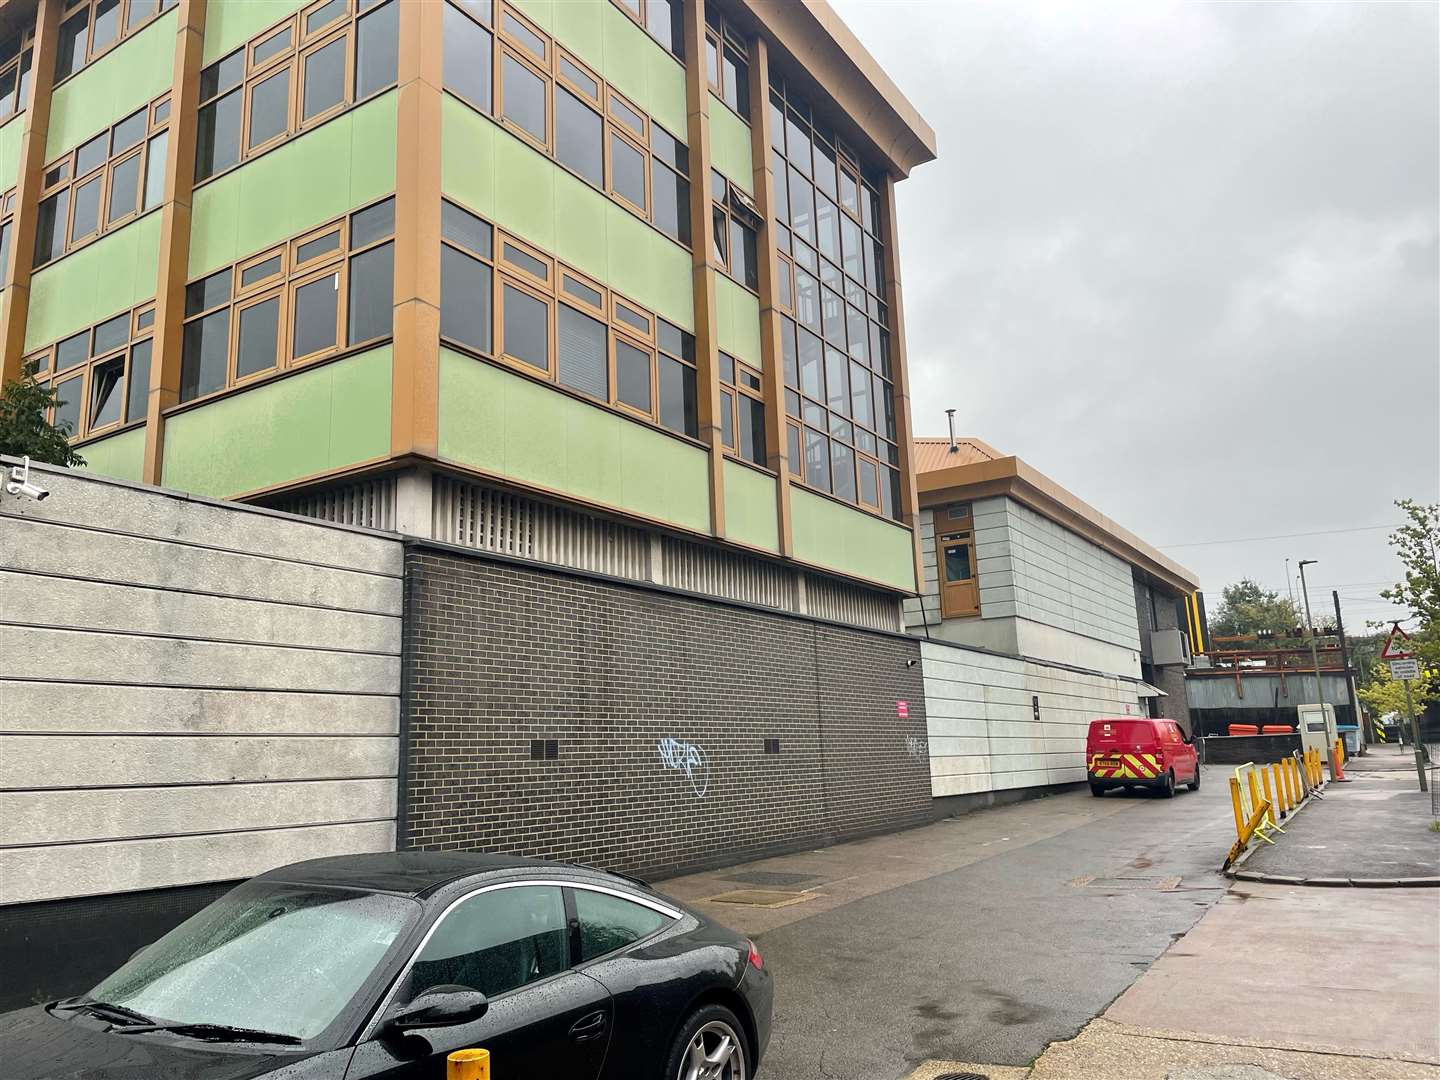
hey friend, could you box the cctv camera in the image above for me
[5,457,50,502]
[905,658,918,668]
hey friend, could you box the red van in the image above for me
[1086,717,1199,798]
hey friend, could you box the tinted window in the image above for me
[658,355,696,437]
[112,109,147,155]
[107,152,141,223]
[126,340,152,423]
[651,161,689,245]
[70,177,102,243]
[303,37,345,120]
[180,310,230,401]
[56,332,89,372]
[53,378,81,436]
[555,88,603,186]
[739,395,765,466]
[186,269,231,315]
[502,55,545,142]
[502,285,547,369]
[351,198,395,248]
[445,5,492,112]
[143,131,168,209]
[441,246,492,351]
[410,886,567,1000]
[556,304,607,400]
[441,201,492,257]
[195,91,242,180]
[55,10,88,81]
[355,0,398,100]
[93,314,129,355]
[249,68,289,148]
[237,297,280,378]
[33,190,69,263]
[293,273,339,357]
[610,133,645,209]
[615,339,650,413]
[348,242,394,344]
[575,889,667,962]
[89,357,125,429]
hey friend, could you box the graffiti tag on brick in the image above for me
[905,735,929,761]
[657,737,708,797]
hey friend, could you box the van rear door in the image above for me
[1088,719,1162,780]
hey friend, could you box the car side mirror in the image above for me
[382,986,488,1035]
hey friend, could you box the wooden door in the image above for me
[939,531,979,618]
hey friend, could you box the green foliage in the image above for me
[1209,578,1300,638]
[1357,658,1437,718]
[1379,499,1440,669]
[0,376,85,467]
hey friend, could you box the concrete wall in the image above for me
[0,462,403,907]
[921,639,1147,797]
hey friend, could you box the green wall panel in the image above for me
[189,91,397,277]
[204,0,307,66]
[26,213,161,350]
[708,93,753,194]
[442,98,693,329]
[77,426,145,483]
[161,346,392,498]
[723,460,778,553]
[714,274,761,365]
[439,348,711,533]
[0,113,23,194]
[47,10,178,160]
[791,487,916,592]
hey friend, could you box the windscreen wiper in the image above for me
[112,1021,303,1045]
[55,998,156,1027]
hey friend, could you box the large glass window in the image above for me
[302,37,345,121]
[292,272,340,359]
[445,2,493,112]
[502,284,548,370]
[355,0,399,100]
[249,68,291,148]
[502,53,546,144]
[557,304,607,400]
[236,297,280,379]
[441,245,493,353]
[615,339,651,414]
[610,132,646,211]
[408,886,567,1001]
[180,310,230,401]
[556,88,603,187]
[347,243,393,345]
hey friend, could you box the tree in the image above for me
[1208,578,1300,638]
[1357,656,1437,719]
[1379,499,1440,669]
[0,376,85,467]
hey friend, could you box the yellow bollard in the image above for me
[1261,767,1277,817]
[1229,776,1245,841]
[449,1049,490,1080]
[1271,763,1286,814]
[1285,758,1297,807]
[1247,769,1264,822]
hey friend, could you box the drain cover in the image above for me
[1070,875,1181,891]
[934,1073,988,1080]
[705,888,816,908]
[724,870,821,888]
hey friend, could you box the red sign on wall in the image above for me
[896,701,909,718]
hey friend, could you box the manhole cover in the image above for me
[705,889,817,908]
[1070,875,1181,891]
[724,870,821,888]
[934,1073,988,1080]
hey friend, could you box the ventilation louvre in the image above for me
[265,475,397,531]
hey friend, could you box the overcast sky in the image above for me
[833,0,1439,632]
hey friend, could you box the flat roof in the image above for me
[914,437,1201,594]
[736,0,937,176]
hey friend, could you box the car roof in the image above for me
[253,851,636,899]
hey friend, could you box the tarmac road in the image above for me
[681,770,1237,1080]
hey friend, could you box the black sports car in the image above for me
[0,852,771,1080]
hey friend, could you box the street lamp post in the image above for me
[1298,560,1326,733]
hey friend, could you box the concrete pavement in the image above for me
[658,771,1235,1078]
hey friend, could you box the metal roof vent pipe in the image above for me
[946,409,958,453]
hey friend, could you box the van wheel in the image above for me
[1158,771,1176,798]
[1089,782,1105,797]
[1188,767,1201,792]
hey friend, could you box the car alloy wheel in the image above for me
[679,1019,747,1080]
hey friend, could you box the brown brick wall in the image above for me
[402,546,931,879]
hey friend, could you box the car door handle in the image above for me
[569,1011,607,1042]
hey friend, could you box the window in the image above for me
[611,0,682,60]
[408,886,568,1001]
[615,338,651,414]
[719,352,765,466]
[441,201,495,353]
[26,302,156,442]
[178,198,396,402]
[196,1,398,183]
[502,283,549,370]
[557,304,607,400]
[0,25,34,122]
[711,170,759,290]
[444,1,493,113]
[773,71,899,519]
[33,93,169,265]
[54,0,176,83]
[442,4,690,248]
[705,11,749,119]
[575,889,668,961]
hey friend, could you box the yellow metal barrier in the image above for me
[1225,763,1280,866]
[449,1049,491,1080]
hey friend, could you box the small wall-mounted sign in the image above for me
[896,700,910,718]
[1032,695,1041,722]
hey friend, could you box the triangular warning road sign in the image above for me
[1380,622,1413,660]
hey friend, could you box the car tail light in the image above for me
[746,939,763,971]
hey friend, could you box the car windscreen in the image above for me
[88,881,421,1041]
